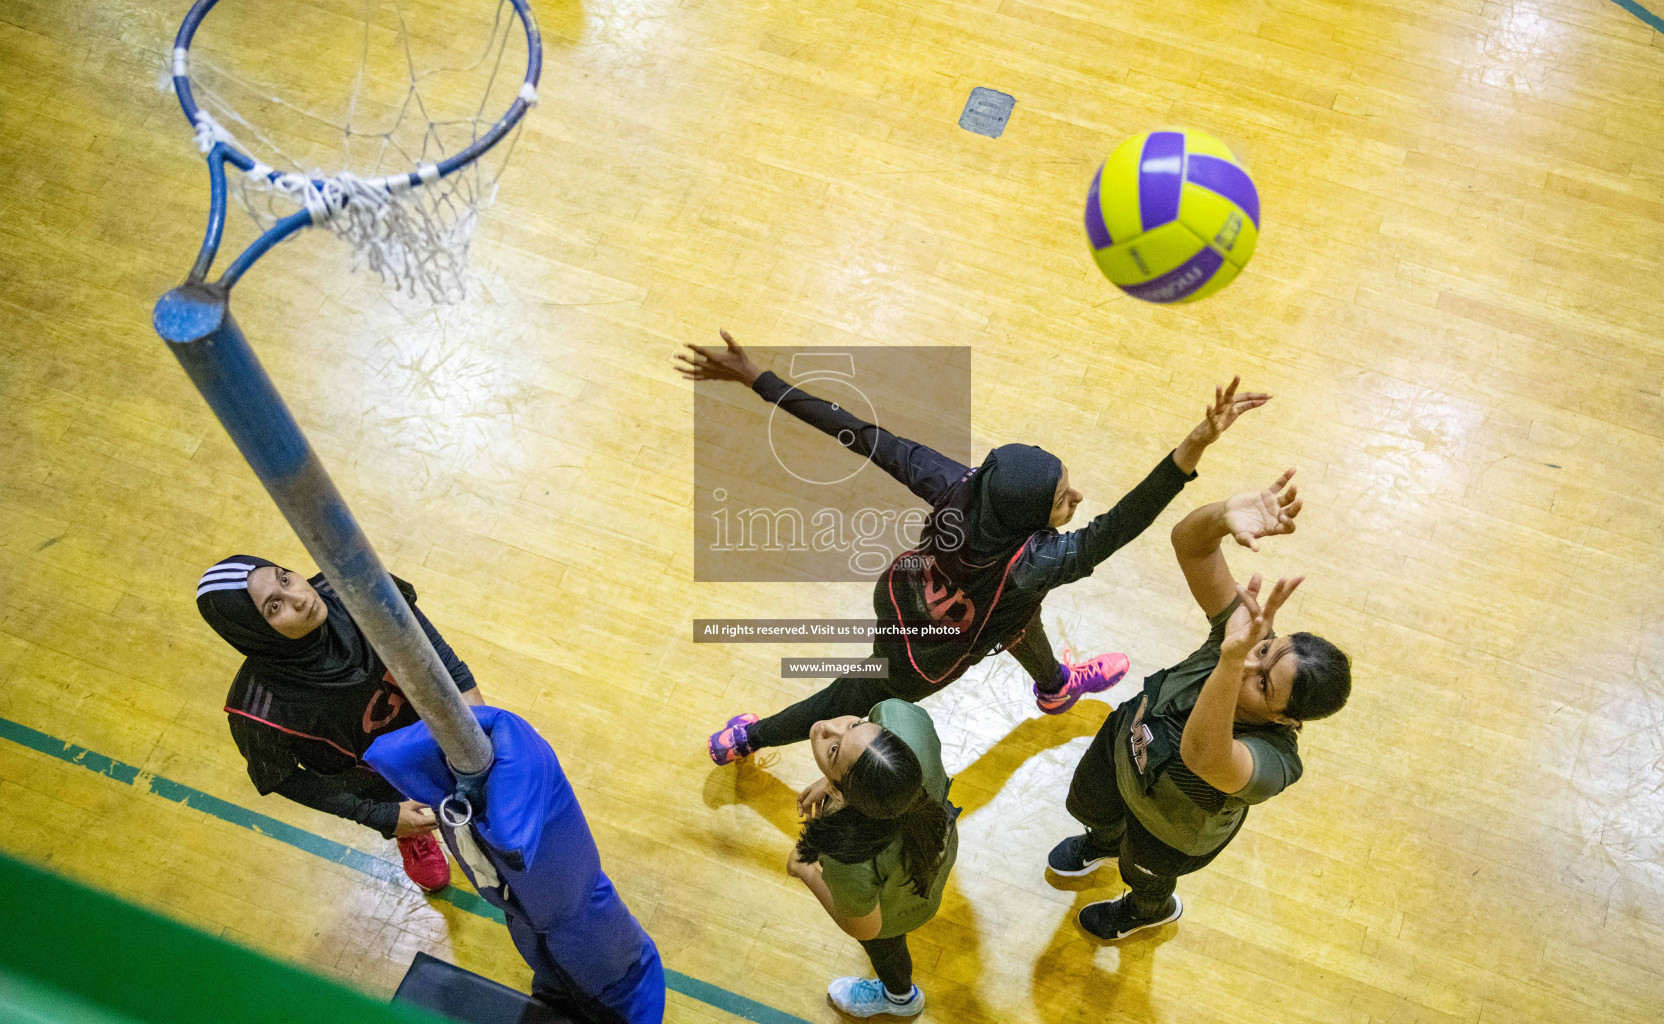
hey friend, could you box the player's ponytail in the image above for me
[891,789,950,898]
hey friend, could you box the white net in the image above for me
[169,0,534,303]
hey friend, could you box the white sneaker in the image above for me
[827,977,925,1018]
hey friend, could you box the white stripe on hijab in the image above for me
[196,560,258,598]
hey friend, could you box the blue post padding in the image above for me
[368,709,667,1024]
[153,284,310,481]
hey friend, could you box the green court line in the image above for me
[0,714,811,1024]
[1607,0,1664,32]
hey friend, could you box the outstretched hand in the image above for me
[1172,375,1272,474]
[1222,573,1305,660]
[1193,375,1272,446]
[1222,468,1301,552]
[674,328,764,386]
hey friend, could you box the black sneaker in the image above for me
[1047,834,1113,877]
[1079,892,1183,940]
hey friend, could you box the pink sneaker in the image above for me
[1035,650,1129,715]
[397,833,451,892]
[708,713,759,766]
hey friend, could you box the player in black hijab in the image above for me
[677,331,1268,764]
[195,555,483,891]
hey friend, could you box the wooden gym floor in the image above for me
[4,0,1664,1021]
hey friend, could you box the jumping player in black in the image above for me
[676,330,1269,765]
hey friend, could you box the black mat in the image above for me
[392,951,580,1024]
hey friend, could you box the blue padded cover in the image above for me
[368,707,664,1024]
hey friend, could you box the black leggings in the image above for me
[747,610,1064,750]
[1066,707,1243,918]
[857,934,913,996]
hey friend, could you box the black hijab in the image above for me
[921,443,1062,579]
[195,555,380,693]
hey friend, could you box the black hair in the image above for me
[1284,632,1352,722]
[796,728,950,898]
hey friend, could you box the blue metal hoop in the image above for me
[171,0,543,285]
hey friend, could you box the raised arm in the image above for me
[1170,469,1301,618]
[677,329,969,505]
[1180,575,1303,793]
[1014,450,1193,591]
[1012,377,1271,592]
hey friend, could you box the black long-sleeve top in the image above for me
[274,767,407,839]
[227,587,476,839]
[753,369,1194,602]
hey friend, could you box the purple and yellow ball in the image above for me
[1085,129,1260,304]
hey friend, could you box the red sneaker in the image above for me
[1035,649,1130,715]
[397,833,451,892]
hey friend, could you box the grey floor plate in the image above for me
[960,87,1016,138]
